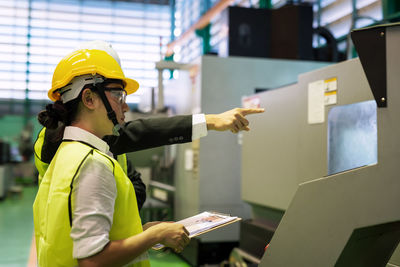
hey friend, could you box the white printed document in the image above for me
[152,211,241,250]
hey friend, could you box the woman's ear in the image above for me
[81,88,97,110]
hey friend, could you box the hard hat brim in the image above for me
[124,77,139,96]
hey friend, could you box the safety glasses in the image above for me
[105,88,127,105]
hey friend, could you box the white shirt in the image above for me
[67,114,207,259]
[192,114,207,140]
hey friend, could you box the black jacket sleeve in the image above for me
[39,115,193,163]
[106,115,193,155]
[126,159,146,211]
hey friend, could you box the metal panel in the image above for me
[327,100,377,175]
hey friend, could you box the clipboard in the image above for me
[152,211,241,250]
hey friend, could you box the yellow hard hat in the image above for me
[48,48,139,102]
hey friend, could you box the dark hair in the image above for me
[37,90,84,140]
[38,101,68,129]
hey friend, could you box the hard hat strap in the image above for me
[94,83,121,136]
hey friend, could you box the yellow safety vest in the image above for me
[33,128,48,185]
[33,141,150,267]
[34,127,128,185]
[117,153,128,174]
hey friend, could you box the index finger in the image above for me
[239,108,265,116]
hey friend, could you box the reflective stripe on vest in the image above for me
[33,141,150,267]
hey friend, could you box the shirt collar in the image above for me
[63,126,110,154]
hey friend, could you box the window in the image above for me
[0,0,171,108]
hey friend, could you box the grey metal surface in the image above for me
[327,100,377,175]
[173,55,329,242]
[244,25,400,266]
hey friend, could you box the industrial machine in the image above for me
[241,23,400,266]
[162,55,329,265]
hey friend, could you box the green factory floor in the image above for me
[0,186,190,267]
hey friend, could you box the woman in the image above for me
[33,47,189,267]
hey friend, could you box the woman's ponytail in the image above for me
[38,101,69,129]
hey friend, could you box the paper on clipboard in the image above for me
[152,211,241,250]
